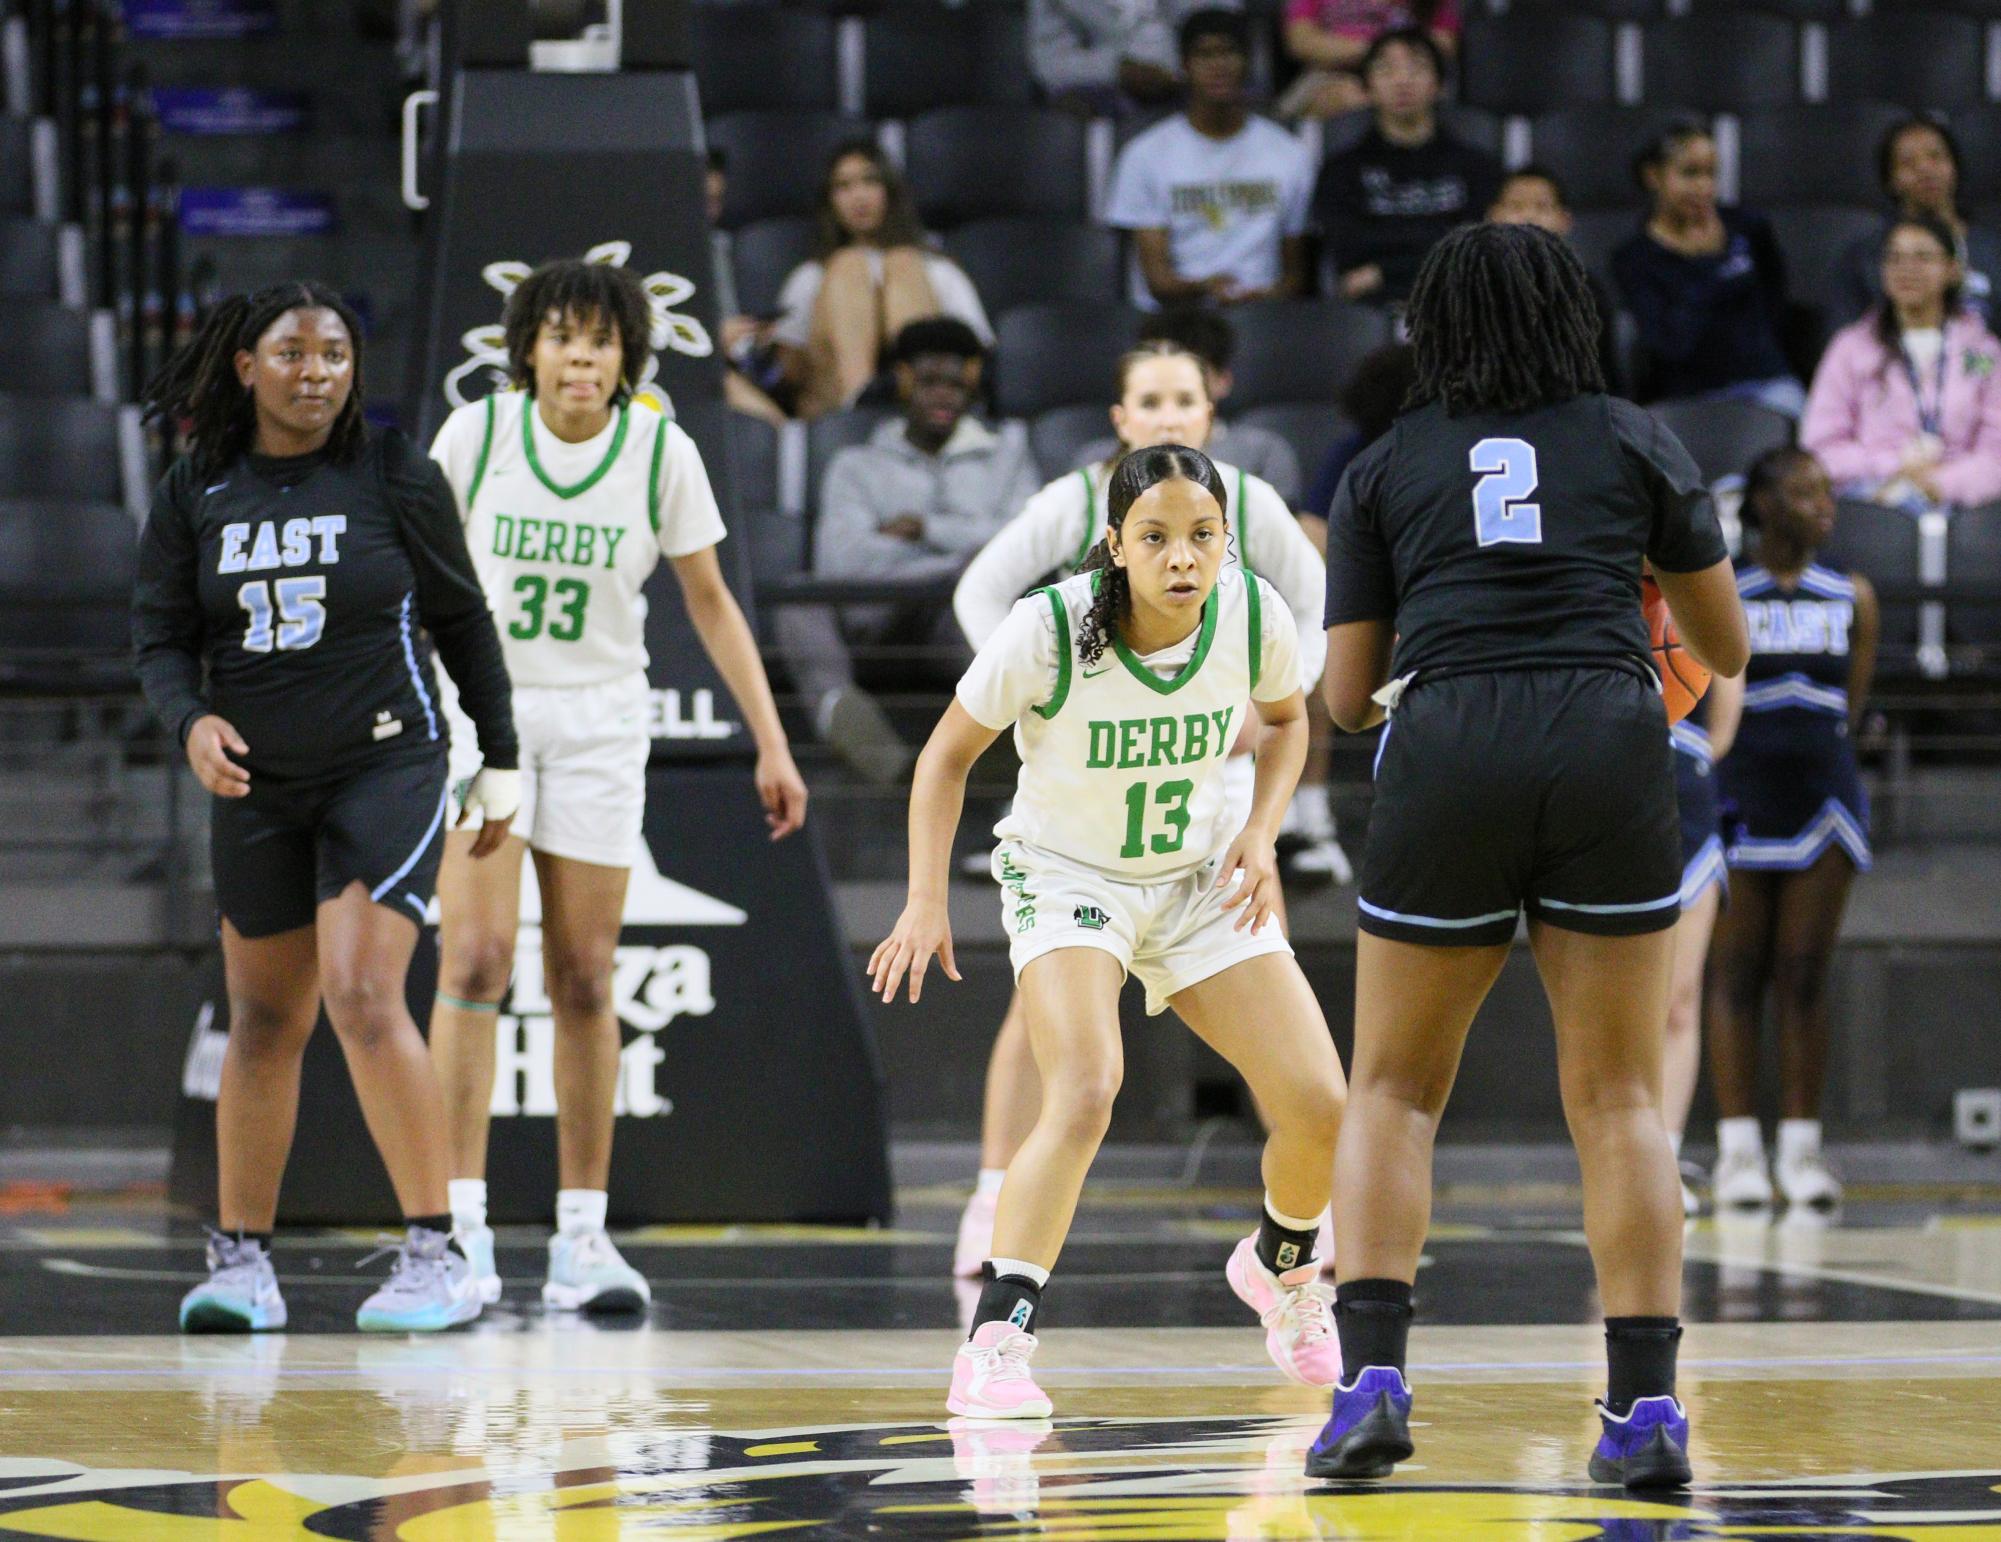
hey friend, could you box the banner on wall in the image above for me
[124,0,276,39]
[151,88,309,136]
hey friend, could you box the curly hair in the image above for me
[141,280,366,479]
[502,258,654,404]
[1075,444,1229,666]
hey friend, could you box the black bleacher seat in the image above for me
[863,8,1034,118]
[0,398,123,501]
[1736,104,1913,210]
[1945,502,2001,649]
[1648,397,1794,487]
[1319,105,1504,161]
[0,303,91,396]
[1766,202,1885,323]
[942,219,1120,315]
[993,302,1141,418]
[1226,301,1394,410]
[0,220,58,298]
[1687,0,1847,16]
[1528,107,1690,211]
[691,7,839,116]
[726,414,803,589]
[0,119,32,218]
[1824,14,1987,111]
[805,407,894,547]
[1461,13,1616,114]
[905,107,1090,228]
[1505,0,1663,19]
[1640,15,1798,111]
[709,113,872,229]
[730,217,820,319]
[1030,403,1111,482]
[1821,498,1922,650]
[1879,0,2001,14]
[0,498,134,655]
[1951,109,2001,208]
[1237,403,1352,505]
[1568,208,1640,283]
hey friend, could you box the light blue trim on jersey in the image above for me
[1742,672,1849,716]
[1372,720,1393,780]
[371,782,449,904]
[1726,798,1873,872]
[1679,836,1728,907]
[1357,896,1518,929]
[1736,563,1854,602]
[1537,891,1681,916]
[1670,722,1712,763]
[397,593,440,741]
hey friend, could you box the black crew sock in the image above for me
[1334,1278,1414,1378]
[405,1214,467,1259]
[1255,1206,1321,1276]
[970,1264,1044,1336]
[1604,1316,1682,1415]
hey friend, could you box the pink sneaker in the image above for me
[1317,1211,1337,1277]
[954,1186,998,1279]
[947,1321,1054,1419]
[1226,1235,1343,1388]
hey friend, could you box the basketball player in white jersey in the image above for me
[427,259,807,1310]
[872,444,1348,1418]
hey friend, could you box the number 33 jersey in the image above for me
[957,566,1301,879]
[430,391,727,688]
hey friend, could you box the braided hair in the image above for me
[1075,444,1228,666]
[142,280,366,480]
[502,258,654,404]
[1404,222,1606,417]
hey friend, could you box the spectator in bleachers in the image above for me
[708,148,788,429]
[1840,116,2001,330]
[1487,166,1621,393]
[1803,214,2001,513]
[1303,341,1414,518]
[1312,28,1501,307]
[1103,9,1314,312]
[771,141,994,420]
[1612,120,1803,417]
[1073,308,1302,503]
[1029,0,1236,117]
[776,320,1040,783]
[1277,0,1459,123]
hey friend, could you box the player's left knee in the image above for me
[543,952,615,1021]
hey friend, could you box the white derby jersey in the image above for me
[430,391,726,688]
[958,565,1301,879]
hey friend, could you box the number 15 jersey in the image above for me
[429,391,727,689]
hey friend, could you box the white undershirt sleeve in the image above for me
[952,474,1091,648]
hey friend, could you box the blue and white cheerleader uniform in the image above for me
[1717,560,1871,873]
[1672,694,1728,905]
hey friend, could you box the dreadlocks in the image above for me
[502,258,654,402]
[1075,444,1228,666]
[1404,222,1606,417]
[142,280,366,480]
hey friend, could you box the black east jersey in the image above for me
[1325,393,1729,946]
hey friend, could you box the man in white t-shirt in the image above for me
[1102,8,1314,311]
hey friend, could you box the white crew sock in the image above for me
[1668,1129,1683,1158]
[1777,1119,1823,1165]
[556,1188,609,1237]
[1716,1117,1765,1160]
[1264,1194,1323,1233]
[987,1256,1050,1287]
[448,1178,487,1231]
[975,1168,1006,1196]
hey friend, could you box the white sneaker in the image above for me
[543,1229,652,1313]
[1776,1149,1843,1209]
[1712,1148,1775,1209]
[1287,835,1354,884]
[459,1223,503,1304]
[355,1229,482,1333]
[180,1231,286,1333]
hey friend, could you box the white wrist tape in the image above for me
[460,766,521,825]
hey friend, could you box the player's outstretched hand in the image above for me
[186,714,251,798]
[756,746,809,840]
[456,767,521,859]
[1215,831,1281,934]
[867,899,960,1004]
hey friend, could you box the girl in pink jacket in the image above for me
[1801,212,2001,511]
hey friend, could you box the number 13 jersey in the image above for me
[430,391,727,688]
[957,566,1300,879]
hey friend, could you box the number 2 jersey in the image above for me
[957,566,1301,879]
[132,431,517,783]
[1324,394,1728,676]
[428,391,727,689]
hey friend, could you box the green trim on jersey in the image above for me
[522,400,630,500]
[467,393,498,511]
[647,415,668,534]
[1245,570,1263,695]
[1071,468,1100,571]
[1032,584,1072,720]
[1111,578,1220,695]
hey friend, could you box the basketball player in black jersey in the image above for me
[1311,224,1750,1487]
[133,282,521,1333]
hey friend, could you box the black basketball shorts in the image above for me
[1357,667,1683,947]
[210,748,450,938]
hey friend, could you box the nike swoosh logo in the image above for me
[1082,666,1113,678]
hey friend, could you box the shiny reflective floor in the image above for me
[1,1185,1999,1538]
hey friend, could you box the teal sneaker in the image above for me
[543,1229,651,1314]
[355,1228,482,1333]
[180,1230,286,1333]
[459,1223,503,1305]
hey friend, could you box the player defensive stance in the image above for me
[1311,223,1749,1487]
[871,445,1348,1418]
[134,283,521,1332]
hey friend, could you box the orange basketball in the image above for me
[1643,575,1710,725]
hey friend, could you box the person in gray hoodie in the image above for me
[1031,0,1241,116]
[777,319,1043,783]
